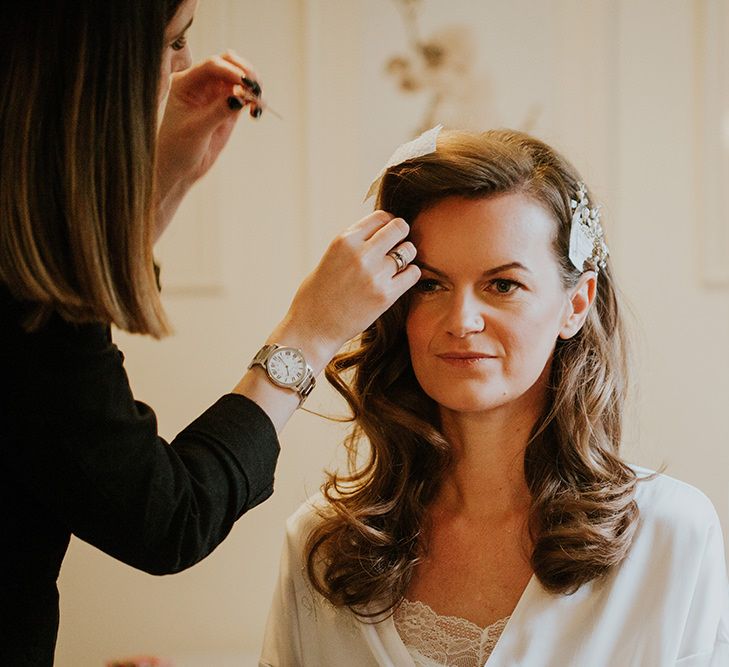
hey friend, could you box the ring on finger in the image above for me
[387,248,408,274]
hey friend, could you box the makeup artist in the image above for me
[0,1,420,664]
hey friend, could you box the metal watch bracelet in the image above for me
[248,344,316,407]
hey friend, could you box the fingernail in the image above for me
[252,107,263,119]
[242,76,262,97]
[227,96,243,111]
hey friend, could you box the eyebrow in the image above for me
[416,260,532,278]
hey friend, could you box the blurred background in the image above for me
[55,0,729,664]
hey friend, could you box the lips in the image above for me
[435,351,497,367]
[437,351,496,359]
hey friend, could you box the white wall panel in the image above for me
[55,1,729,664]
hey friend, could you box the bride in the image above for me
[260,128,729,667]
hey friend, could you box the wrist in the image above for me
[156,162,194,206]
[154,172,193,242]
[248,344,316,407]
[266,316,341,376]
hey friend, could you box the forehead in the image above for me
[411,193,558,272]
[166,0,198,35]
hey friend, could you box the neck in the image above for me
[435,371,549,521]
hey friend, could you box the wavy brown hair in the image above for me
[306,129,640,617]
[0,0,184,336]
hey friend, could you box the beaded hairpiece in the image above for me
[569,183,609,273]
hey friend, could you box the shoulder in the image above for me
[0,286,113,360]
[630,464,722,543]
[0,286,125,410]
[283,493,333,550]
[279,495,343,604]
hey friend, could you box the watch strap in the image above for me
[248,344,316,407]
[248,344,278,369]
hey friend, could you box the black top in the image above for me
[0,288,280,665]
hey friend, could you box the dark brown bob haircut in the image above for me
[0,0,185,336]
[306,129,640,618]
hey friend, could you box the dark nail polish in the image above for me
[252,107,263,119]
[227,96,243,111]
[242,76,262,97]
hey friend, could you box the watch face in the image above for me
[267,347,306,387]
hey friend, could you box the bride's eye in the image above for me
[413,279,442,293]
[491,279,520,294]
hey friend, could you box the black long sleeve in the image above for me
[0,288,280,665]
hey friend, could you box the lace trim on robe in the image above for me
[393,598,510,667]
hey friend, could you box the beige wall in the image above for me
[55,1,729,664]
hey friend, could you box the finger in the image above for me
[219,52,266,118]
[367,216,410,252]
[227,95,245,111]
[385,241,417,276]
[229,83,258,107]
[390,241,416,265]
[220,51,265,111]
[342,210,396,243]
[220,50,261,86]
[390,263,421,293]
[180,56,249,91]
[213,88,249,122]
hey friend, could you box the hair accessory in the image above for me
[569,183,609,273]
[364,124,443,201]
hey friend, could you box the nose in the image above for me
[172,44,193,73]
[445,290,485,338]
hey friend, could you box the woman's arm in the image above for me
[234,210,418,431]
[152,52,421,431]
[2,307,278,574]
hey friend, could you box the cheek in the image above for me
[159,52,173,101]
[171,45,193,72]
[500,302,564,370]
[405,320,421,368]
[405,307,437,390]
[405,304,434,359]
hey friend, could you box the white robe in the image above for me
[259,467,729,666]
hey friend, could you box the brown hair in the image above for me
[0,0,185,336]
[306,129,639,616]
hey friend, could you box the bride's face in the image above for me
[406,193,594,415]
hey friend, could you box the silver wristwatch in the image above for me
[248,344,316,406]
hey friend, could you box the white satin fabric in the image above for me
[259,467,729,667]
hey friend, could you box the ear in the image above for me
[559,271,597,340]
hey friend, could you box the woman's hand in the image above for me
[272,211,422,372]
[233,211,420,431]
[155,51,264,239]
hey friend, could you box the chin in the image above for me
[426,387,513,414]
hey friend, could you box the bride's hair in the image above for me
[306,129,639,617]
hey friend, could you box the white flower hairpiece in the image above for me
[364,124,443,201]
[569,183,609,273]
